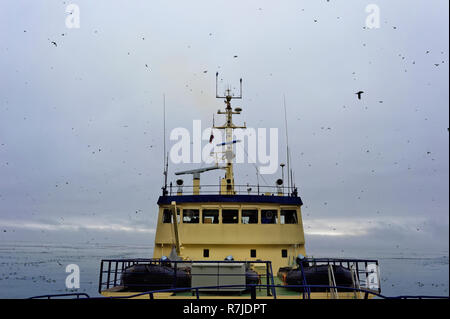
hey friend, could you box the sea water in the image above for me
[0,241,448,299]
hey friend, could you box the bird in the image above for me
[51,41,57,47]
[355,91,364,99]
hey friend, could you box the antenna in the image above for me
[256,166,260,195]
[239,78,243,99]
[283,95,291,191]
[215,72,219,98]
[163,93,166,167]
[216,72,242,99]
[162,94,168,194]
[165,152,169,190]
[291,170,294,193]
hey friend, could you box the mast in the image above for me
[283,95,291,192]
[213,72,246,194]
[162,94,168,195]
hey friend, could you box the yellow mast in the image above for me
[213,73,246,194]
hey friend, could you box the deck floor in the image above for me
[101,277,366,299]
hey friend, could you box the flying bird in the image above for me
[51,41,57,47]
[355,91,364,99]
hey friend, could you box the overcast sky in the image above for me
[0,0,448,255]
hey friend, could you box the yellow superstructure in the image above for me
[153,201,306,273]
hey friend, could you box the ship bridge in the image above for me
[154,190,305,272]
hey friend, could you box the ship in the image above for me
[95,74,383,300]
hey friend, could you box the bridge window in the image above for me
[241,210,258,224]
[222,209,238,224]
[183,209,199,223]
[250,249,256,258]
[203,249,209,258]
[280,210,298,224]
[162,209,171,223]
[202,209,219,224]
[261,210,277,224]
[162,208,180,223]
[281,249,288,258]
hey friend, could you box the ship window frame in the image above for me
[202,209,219,224]
[222,209,239,224]
[241,209,258,224]
[162,208,180,223]
[261,209,278,224]
[281,249,288,258]
[203,249,209,258]
[162,209,171,223]
[280,209,298,224]
[182,209,200,224]
[250,249,257,258]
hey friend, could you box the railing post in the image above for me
[113,261,119,287]
[106,261,112,290]
[356,262,360,282]
[251,285,256,299]
[269,262,277,299]
[173,261,178,295]
[98,261,104,294]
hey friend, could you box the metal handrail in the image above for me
[97,258,383,294]
[28,293,91,299]
[98,259,276,295]
[27,286,449,300]
[165,184,298,196]
[92,284,449,300]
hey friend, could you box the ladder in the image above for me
[327,265,339,299]
[350,264,363,299]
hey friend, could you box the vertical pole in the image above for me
[171,203,181,256]
[106,261,111,290]
[251,286,256,299]
[114,261,118,287]
[98,261,104,294]
[163,94,167,191]
[283,95,290,190]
